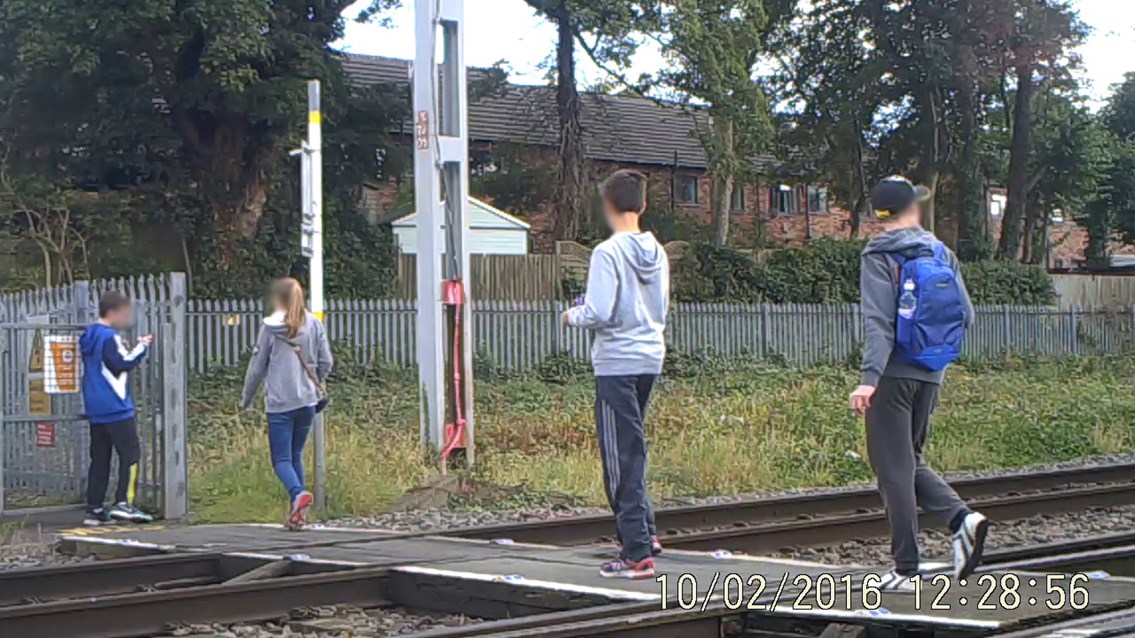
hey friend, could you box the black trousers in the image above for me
[86,418,142,509]
[595,374,658,562]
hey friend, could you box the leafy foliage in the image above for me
[523,0,646,241]
[0,0,402,296]
[1090,73,1135,257]
[673,241,1054,305]
[649,0,781,246]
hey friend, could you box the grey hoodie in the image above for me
[567,232,670,376]
[860,227,975,387]
[240,311,333,413]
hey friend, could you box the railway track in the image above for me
[436,462,1135,547]
[403,537,1135,638]
[4,461,1135,638]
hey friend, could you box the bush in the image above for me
[674,240,1055,306]
[672,243,766,303]
[959,261,1056,306]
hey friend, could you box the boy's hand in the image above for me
[561,310,571,326]
[850,385,876,416]
[138,334,154,346]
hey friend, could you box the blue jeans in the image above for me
[267,406,316,500]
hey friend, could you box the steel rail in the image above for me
[435,462,1135,546]
[0,567,392,638]
[652,481,1135,554]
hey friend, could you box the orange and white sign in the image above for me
[44,335,81,394]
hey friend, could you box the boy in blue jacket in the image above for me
[79,291,155,525]
[564,169,669,580]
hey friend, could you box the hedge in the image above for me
[672,240,1055,306]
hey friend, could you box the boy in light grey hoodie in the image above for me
[564,169,669,580]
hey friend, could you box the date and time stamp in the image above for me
[656,571,1093,613]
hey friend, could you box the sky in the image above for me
[337,0,1135,106]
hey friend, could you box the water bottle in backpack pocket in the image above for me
[893,243,968,371]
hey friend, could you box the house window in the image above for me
[771,185,828,215]
[770,185,797,215]
[989,194,1006,219]
[676,175,699,205]
[807,187,828,213]
[469,149,495,177]
[730,184,745,213]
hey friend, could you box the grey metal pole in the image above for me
[413,0,446,454]
[440,3,474,468]
[161,273,189,519]
[412,0,473,465]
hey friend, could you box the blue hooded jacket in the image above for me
[79,323,149,425]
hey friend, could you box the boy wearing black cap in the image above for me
[850,176,987,590]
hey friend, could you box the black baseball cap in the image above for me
[870,176,931,219]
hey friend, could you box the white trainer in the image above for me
[952,511,989,579]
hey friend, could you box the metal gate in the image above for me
[0,275,187,519]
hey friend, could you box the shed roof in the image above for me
[386,196,531,230]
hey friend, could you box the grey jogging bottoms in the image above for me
[865,377,969,574]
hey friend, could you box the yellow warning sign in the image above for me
[29,329,44,372]
[28,378,50,414]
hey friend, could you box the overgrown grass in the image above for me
[188,353,1135,523]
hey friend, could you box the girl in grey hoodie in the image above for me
[240,278,333,529]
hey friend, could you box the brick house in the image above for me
[345,54,1094,265]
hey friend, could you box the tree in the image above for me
[773,0,885,239]
[861,0,964,233]
[1025,93,1111,264]
[947,0,1015,260]
[996,0,1086,260]
[651,0,780,246]
[0,161,93,288]
[524,1,642,241]
[0,0,400,280]
[1085,73,1135,264]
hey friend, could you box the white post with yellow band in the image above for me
[307,79,324,323]
[291,80,327,509]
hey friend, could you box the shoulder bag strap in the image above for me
[275,335,326,398]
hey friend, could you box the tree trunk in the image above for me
[915,166,939,232]
[803,183,813,242]
[172,106,273,270]
[956,82,988,260]
[709,116,735,247]
[850,115,870,240]
[999,65,1034,260]
[550,4,586,242]
[914,89,943,233]
[710,175,733,246]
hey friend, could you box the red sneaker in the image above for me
[287,491,313,530]
[599,557,655,580]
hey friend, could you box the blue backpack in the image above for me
[892,242,967,371]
